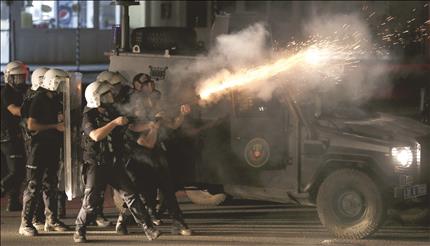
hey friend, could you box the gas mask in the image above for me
[100,91,114,107]
[11,74,27,91]
[111,84,122,100]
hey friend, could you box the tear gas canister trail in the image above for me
[197,45,348,101]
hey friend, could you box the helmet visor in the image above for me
[12,74,26,85]
[100,91,114,105]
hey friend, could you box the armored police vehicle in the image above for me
[106,1,429,239]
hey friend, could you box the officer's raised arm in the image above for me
[88,116,128,142]
[84,81,128,142]
[136,121,159,148]
[163,104,191,129]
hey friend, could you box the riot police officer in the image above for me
[117,73,193,236]
[21,67,50,230]
[91,70,132,228]
[73,81,160,243]
[19,68,69,236]
[1,60,28,211]
[85,70,131,228]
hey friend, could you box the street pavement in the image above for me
[1,195,429,246]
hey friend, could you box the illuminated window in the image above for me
[99,1,120,30]
[1,1,10,64]
[23,0,94,29]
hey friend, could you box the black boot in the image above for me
[33,194,45,226]
[142,224,161,241]
[172,219,192,236]
[115,213,128,235]
[45,219,70,232]
[19,219,38,237]
[45,207,70,232]
[73,227,87,243]
[32,216,45,231]
[21,191,36,235]
[147,208,162,226]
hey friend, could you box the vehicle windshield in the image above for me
[320,101,378,120]
[298,89,379,122]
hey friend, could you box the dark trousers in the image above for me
[1,138,26,197]
[75,163,152,231]
[126,153,184,222]
[22,135,45,223]
[21,141,60,224]
[95,188,107,217]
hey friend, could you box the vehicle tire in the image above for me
[316,168,385,239]
[185,187,227,206]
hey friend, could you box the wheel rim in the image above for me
[335,190,366,221]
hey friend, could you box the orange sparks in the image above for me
[198,47,334,100]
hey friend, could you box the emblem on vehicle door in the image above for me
[149,66,168,81]
[244,138,270,168]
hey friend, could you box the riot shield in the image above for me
[63,72,83,201]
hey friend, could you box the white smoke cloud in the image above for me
[217,14,389,105]
[166,23,271,102]
[164,13,393,117]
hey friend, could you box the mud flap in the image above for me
[63,72,83,200]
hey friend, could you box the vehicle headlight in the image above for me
[391,147,413,168]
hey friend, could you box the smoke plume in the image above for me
[165,14,393,112]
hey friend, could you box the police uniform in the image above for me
[20,88,45,226]
[21,90,63,225]
[92,85,133,227]
[0,83,26,209]
[75,106,155,235]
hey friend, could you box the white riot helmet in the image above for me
[31,67,49,91]
[41,68,69,92]
[96,71,114,84]
[97,71,128,85]
[110,72,127,86]
[85,81,114,108]
[4,60,28,86]
[97,71,128,97]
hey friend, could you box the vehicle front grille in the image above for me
[418,136,430,184]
